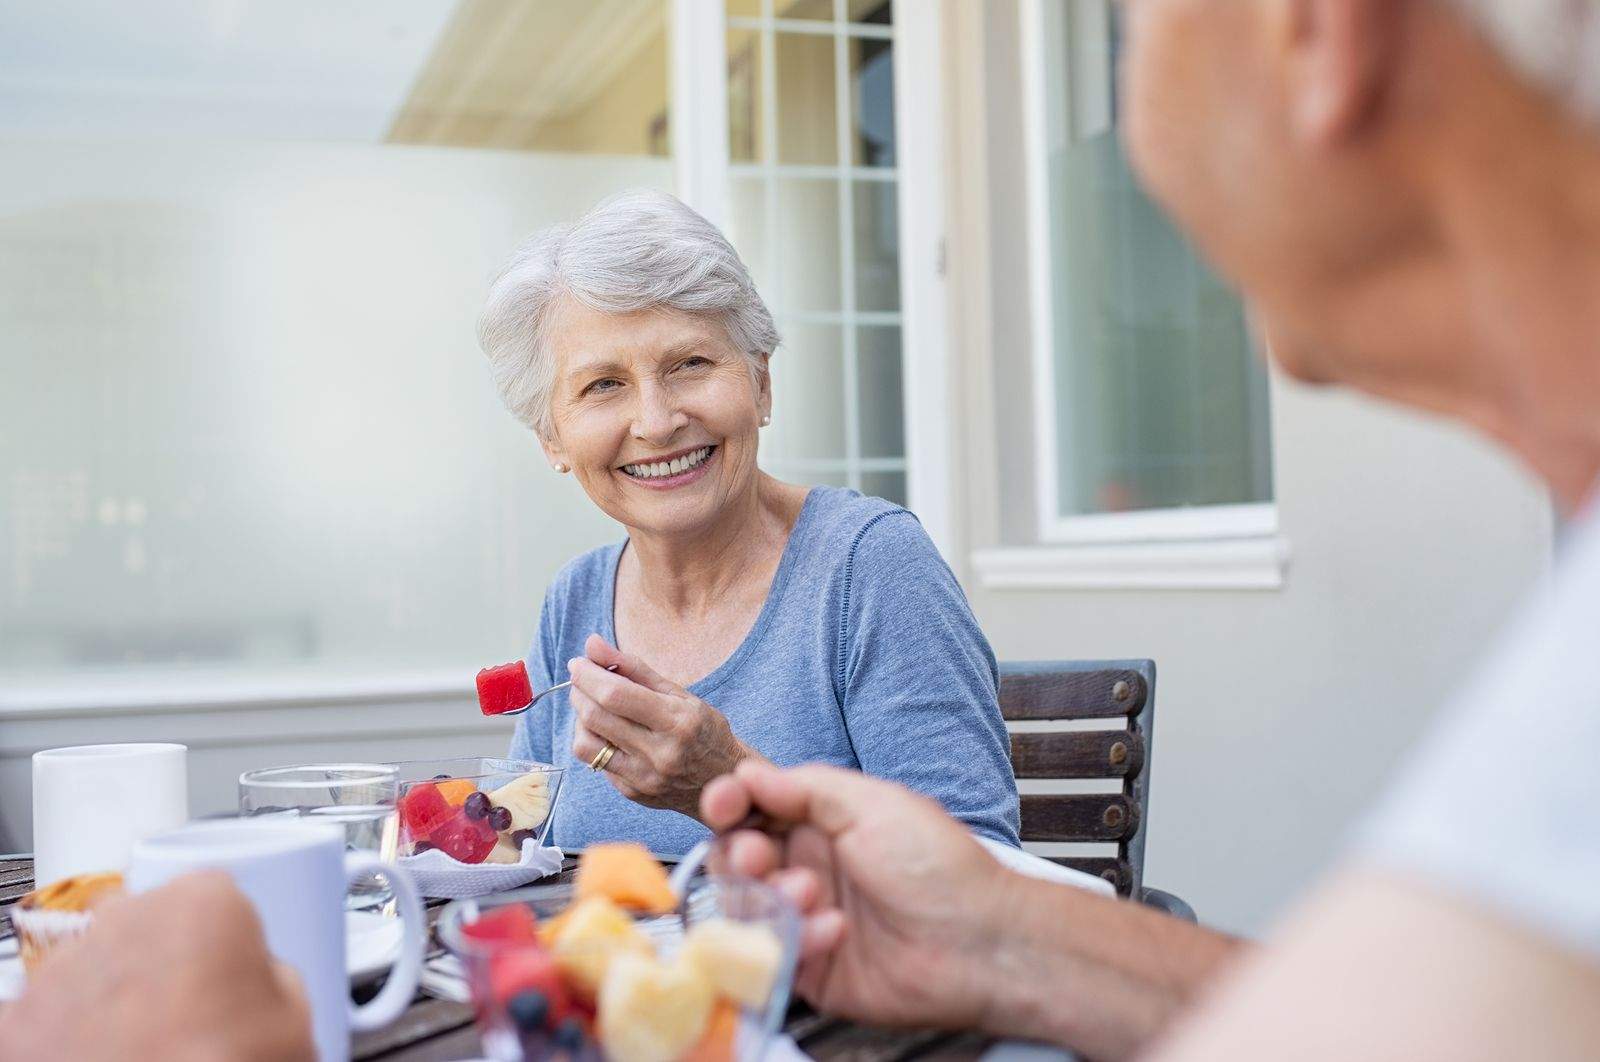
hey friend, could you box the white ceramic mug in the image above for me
[32,743,188,887]
[129,818,426,1062]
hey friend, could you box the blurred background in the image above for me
[0,0,1552,935]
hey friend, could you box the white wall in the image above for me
[948,0,1555,936]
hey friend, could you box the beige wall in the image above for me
[944,0,1554,935]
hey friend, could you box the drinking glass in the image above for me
[239,763,399,911]
[438,878,799,1061]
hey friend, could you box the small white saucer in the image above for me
[0,912,404,1000]
[345,909,405,984]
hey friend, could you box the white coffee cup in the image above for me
[129,818,426,1062]
[32,743,188,887]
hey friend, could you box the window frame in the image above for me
[671,0,956,556]
[1014,0,1286,578]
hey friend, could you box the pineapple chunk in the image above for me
[682,919,784,1009]
[548,896,653,998]
[598,952,715,1062]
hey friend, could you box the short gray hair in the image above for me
[1447,0,1600,119]
[478,189,781,437]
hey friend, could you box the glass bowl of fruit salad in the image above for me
[390,758,564,866]
[438,844,800,1062]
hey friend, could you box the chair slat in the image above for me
[1009,729,1144,779]
[1000,669,1147,721]
[1019,794,1140,842]
[1044,856,1133,895]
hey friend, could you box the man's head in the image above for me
[1123,0,1600,471]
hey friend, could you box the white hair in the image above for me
[477,189,780,437]
[1447,0,1600,118]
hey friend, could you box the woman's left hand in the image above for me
[566,633,762,818]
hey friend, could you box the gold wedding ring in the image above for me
[589,742,617,772]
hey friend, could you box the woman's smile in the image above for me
[616,443,719,490]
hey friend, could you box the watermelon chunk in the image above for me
[489,947,573,1022]
[477,661,533,716]
[399,782,453,843]
[462,904,541,948]
[430,807,498,864]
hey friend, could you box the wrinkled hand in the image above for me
[569,634,761,818]
[700,760,1020,1030]
[0,871,315,1062]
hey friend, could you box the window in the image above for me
[723,0,907,504]
[1024,0,1275,547]
[0,1,674,677]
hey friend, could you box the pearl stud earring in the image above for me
[553,463,569,473]
[760,414,771,427]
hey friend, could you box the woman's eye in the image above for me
[584,378,622,396]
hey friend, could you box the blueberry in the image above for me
[511,829,535,848]
[412,840,435,854]
[432,773,451,780]
[463,791,491,820]
[553,1017,585,1052]
[506,989,549,1032]
[489,805,512,832]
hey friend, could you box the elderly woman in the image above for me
[478,189,1018,856]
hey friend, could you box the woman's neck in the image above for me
[622,476,809,615]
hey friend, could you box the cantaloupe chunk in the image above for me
[575,842,677,915]
[435,779,477,806]
[686,1000,740,1062]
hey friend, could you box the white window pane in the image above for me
[775,31,838,165]
[728,27,765,163]
[775,178,842,313]
[764,323,846,463]
[860,470,906,506]
[729,176,774,301]
[856,326,904,459]
[849,34,896,167]
[853,181,900,312]
[776,0,834,21]
[1043,1,1273,519]
[0,1,671,676]
[848,0,893,25]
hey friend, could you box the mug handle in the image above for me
[344,853,427,1033]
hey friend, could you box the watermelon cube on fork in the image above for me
[477,661,534,716]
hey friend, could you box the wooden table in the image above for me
[1,856,992,1060]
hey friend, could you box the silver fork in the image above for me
[499,663,619,716]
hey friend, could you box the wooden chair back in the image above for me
[1000,660,1157,897]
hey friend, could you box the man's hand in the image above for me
[702,761,1243,1060]
[0,871,315,1062]
[701,760,1029,1029]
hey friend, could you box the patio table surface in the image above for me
[1,854,998,1061]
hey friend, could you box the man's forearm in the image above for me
[978,873,1245,1061]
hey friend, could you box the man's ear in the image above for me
[1288,0,1399,145]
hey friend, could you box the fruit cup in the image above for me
[438,879,799,1062]
[388,758,565,866]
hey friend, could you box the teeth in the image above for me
[623,447,711,480]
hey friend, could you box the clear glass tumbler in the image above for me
[238,763,400,911]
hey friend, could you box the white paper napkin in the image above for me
[399,841,564,898]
